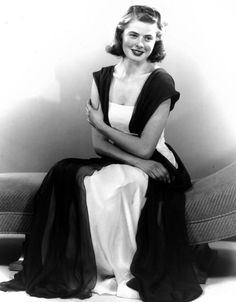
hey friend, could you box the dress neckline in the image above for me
[113,69,153,80]
[96,64,167,132]
[108,65,162,125]
[113,63,158,79]
[109,102,135,108]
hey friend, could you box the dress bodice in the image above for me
[108,102,135,134]
[108,102,177,167]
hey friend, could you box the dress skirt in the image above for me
[0,155,209,302]
[84,164,148,299]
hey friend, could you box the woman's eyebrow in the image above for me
[128,31,138,34]
[128,31,154,37]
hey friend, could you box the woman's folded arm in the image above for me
[92,128,170,182]
[87,79,170,160]
[95,99,171,159]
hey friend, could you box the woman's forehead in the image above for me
[124,20,157,35]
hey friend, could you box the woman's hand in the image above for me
[86,99,104,129]
[136,159,171,182]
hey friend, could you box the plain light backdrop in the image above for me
[0,0,235,178]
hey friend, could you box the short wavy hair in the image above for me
[106,5,166,63]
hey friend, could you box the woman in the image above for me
[0,5,205,302]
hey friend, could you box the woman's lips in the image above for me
[131,49,144,56]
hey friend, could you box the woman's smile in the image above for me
[131,49,145,56]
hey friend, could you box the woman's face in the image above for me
[122,19,158,63]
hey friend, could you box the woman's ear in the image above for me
[156,32,161,41]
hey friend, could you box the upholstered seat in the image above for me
[186,161,236,244]
[0,162,236,245]
[0,173,45,235]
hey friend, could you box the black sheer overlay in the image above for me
[127,149,203,302]
[0,158,111,298]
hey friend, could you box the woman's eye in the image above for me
[129,33,138,38]
[145,36,153,41]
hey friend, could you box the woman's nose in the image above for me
[135,37,144,48]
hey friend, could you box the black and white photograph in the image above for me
[0,0,236,301]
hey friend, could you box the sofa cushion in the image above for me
[186,161,236,244]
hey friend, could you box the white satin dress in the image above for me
[84,102,177,299]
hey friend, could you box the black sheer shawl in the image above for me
[0,66,208,301]
[0,158,112,298]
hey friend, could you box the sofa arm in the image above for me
[0,173,45,234]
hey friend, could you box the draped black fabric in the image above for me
[127,150,202,302]
[0,158,112,298]
[0,65,213,301]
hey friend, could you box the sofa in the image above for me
[0,161,236,246]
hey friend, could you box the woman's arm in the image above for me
[87,79,170,182]
[92,128,170,182]
[87,80,170,160]
[92,127,140,166]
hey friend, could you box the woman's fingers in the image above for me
[86,100,93,121]
[151,164,170,182]
[158,164,170,182]
[138,160,171,183]
[87,99,99,110]
[160,168,170,183]
[86,103,91,112]
[149,169,162,181]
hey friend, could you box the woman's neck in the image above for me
[116,58,158,78]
